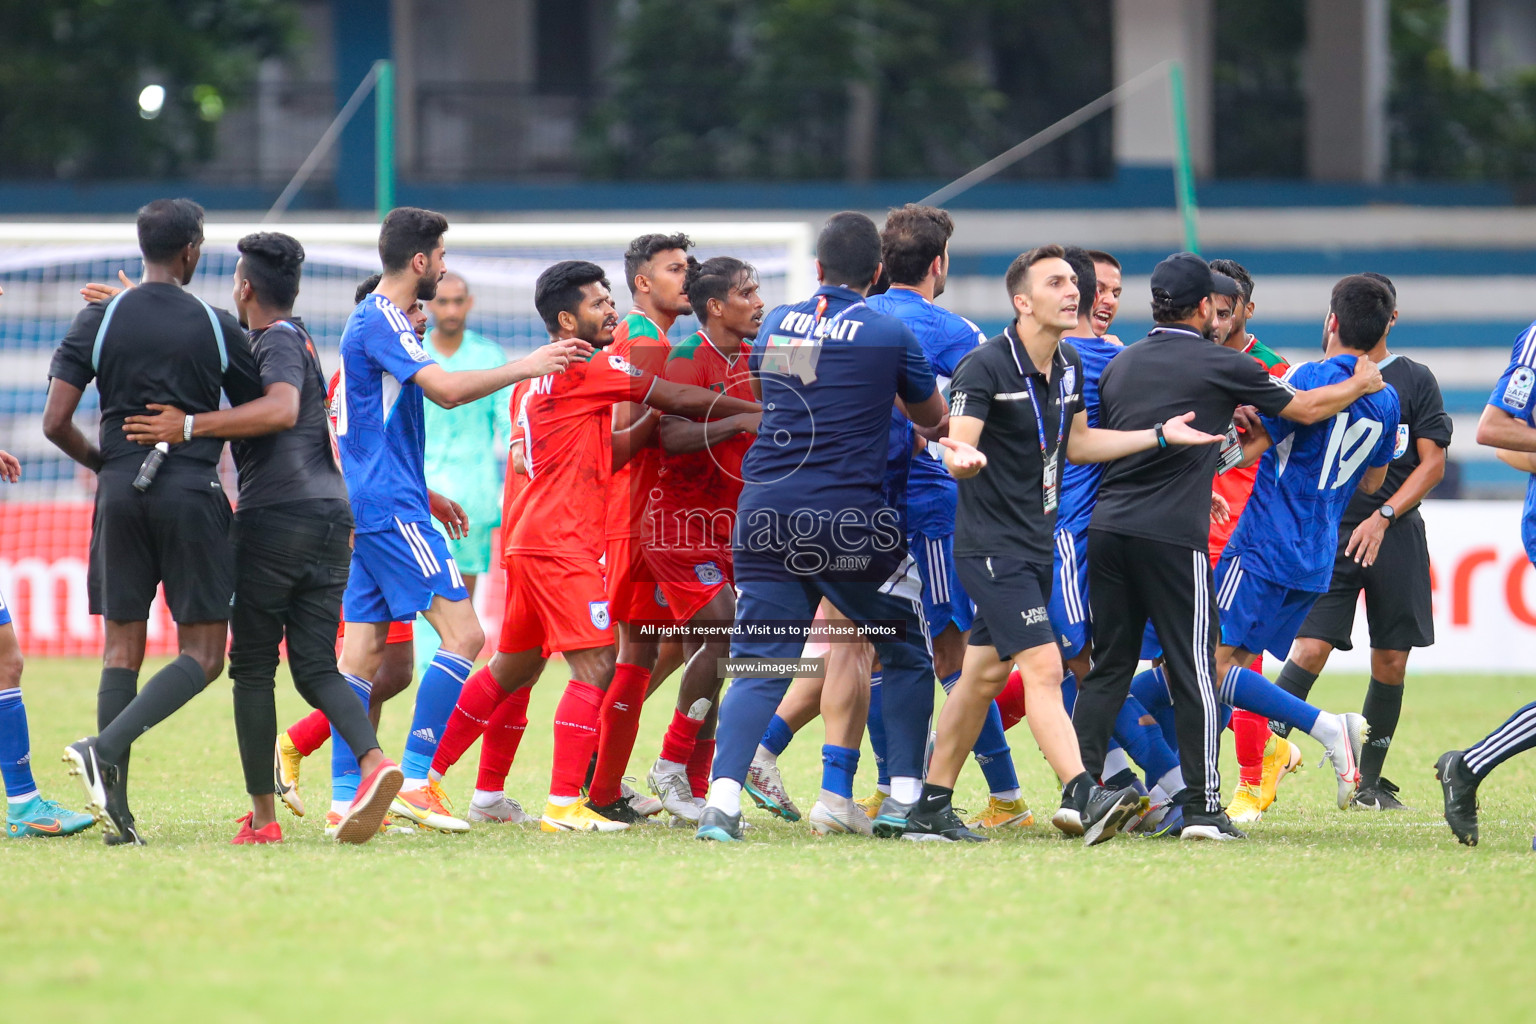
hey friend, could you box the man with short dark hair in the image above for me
[914,245,1222,845]
[596,232,694,822]
[420,260,756,832]
[1279,272,1451,812]
[866,204,1030,831]
[1071,252,1386,842]
[120,231,406,844]
[696,211,947,842]
[333,206,581,833]
[49,198,261,844]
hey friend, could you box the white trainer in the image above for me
[467,795,532,824]
[809,790,875,836]
[648,759,701,823]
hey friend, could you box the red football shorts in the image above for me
[642,543,732,624]
[337,620,413,644]
[499,552,612,656]
[605,534,672,626]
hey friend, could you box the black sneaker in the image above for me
[901,802,989,843]
[1082,784,1141,846]
[1353,776,1409,812]
[1434,751,1479,846]
[588,796,646,825]
[62,737,135,838]
[1179,809,1247,841]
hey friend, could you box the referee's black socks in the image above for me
[97,667,139,777]
[96,655,207,766]
[1271,661,1319,737]
[1359,677,1403,787]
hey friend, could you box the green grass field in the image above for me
[4,659,1536,1023]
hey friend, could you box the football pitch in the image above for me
[5,659,1535,1023]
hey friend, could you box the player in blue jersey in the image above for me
[1435,316,1536,845]
[696,212,946,842]
[333,207,586,831]
[1201,275,1399,810]
[856,204,1037,830]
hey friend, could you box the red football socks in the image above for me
[686,738,714,798]
[287,708,331,757]
[659,707,706,766]
[1232,709,1269,787]
[589,663,651,806]
[476,686,531,792]
[430,666,508,777]
[995,668,1027,731]
[550,680,604,799]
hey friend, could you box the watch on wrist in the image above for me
[1378,503,1396,523]
[183,414,195,443]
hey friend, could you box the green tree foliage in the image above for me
[0,0,301,179]
[1389,0,1536,184]
[584,0,1111,181]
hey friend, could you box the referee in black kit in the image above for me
[44,198,260,845]
[1072,252,1387,839]
[118,232,404,844]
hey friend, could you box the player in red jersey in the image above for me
[422,260,759,832]
[272,276,468,826]
[639,257,764,821]
[1206,259,1304,822]
[588,233,695,817]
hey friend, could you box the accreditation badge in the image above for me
[1042,449,1059,514]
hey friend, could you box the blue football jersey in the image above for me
[1224,355,1400,591]
[868,288,985,537]
[740,285,936,523]
[1487,320,1536,560]
[1055,334,1124,535]
[335,294,438,533]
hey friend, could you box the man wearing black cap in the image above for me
[1071,252,1385,840]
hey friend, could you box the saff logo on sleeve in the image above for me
[609,355,644,378]
[694,561,724,586]
[589,601,611,630]
[399,332,431,363]
[1393,423,1410,460]
[1505,366,1534,410]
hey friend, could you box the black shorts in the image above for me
[88,464,236,623]
[956,555,1055,660]
[1296,510,1434,652]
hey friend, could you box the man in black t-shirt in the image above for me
[1075,252,1385,840]
[120,232,406,844]
[1276,273,1453,811]
[908,245,1222,846]
[46,198,259,846]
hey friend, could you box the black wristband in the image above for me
[1154,421,1167,449]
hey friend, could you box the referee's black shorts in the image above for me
[1295,510,1434,652]
[956,555,1055,660]
[87,463,236,623]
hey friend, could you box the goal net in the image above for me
[0,219,814,656]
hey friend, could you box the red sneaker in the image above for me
[230,812,283,845]
[334,759,404,844]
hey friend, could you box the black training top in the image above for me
[49,283,260,469]
[230,318,351,512]
[1091,325,1297,550]
[949,328,1084,563]
[1340,353,1453,528]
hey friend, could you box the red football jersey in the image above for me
[499,379,532,569]
[604,311,672,540]
[508,352,657,558]
[1209,335,1290,559]
[646,330,755,549]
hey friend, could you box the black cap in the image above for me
[1211,272,1240,299]
[1151,251,1215,307]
